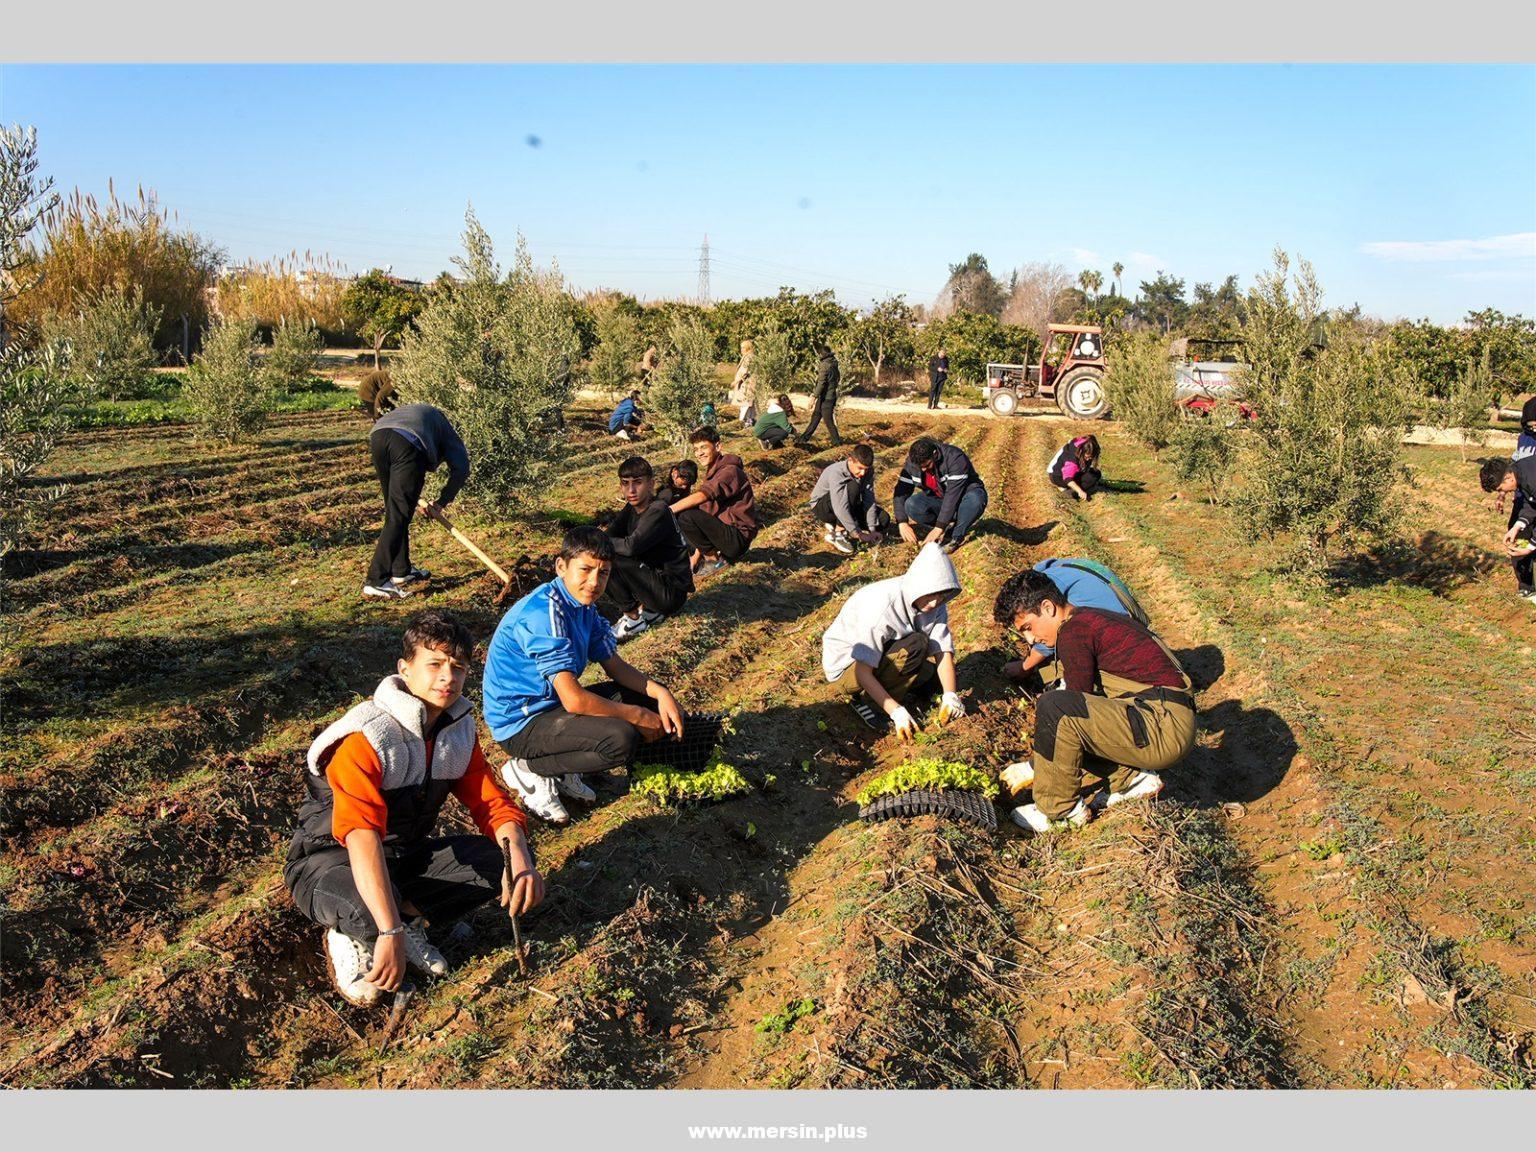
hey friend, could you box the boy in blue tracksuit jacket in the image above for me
[483,526,684,823]
[1000,558,1149,689]
[608,392,644,437]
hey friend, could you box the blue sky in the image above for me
[5,64,1533,323]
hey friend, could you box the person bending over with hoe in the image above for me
[283,610,544,1007]
[365,402,470,601]
[753,394,797,449]
[1048,434,1103,501]
[670,424,762,575]
[656,459,698,506]
[484,527,687,825]
[608,390,646,441]
[809,443,890,555]
[601,456,695,643]
[822,542,966,737]
[1480,456,1536,605]
[893,436,989,554]
[1002,557,1147,697]
[993,571,1194,834]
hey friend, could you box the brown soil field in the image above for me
[2,400,1532,1089]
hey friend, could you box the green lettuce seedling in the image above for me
[631,753,753,807]
[856,757,1000,806]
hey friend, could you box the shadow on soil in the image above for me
[1332,530,1503,597]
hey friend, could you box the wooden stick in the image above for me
[427,507,513,586]
[500,839,529,978]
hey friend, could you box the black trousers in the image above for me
[600,555,690,618]
[927,378,945,408]
[284,835,504,943]
[759,424,791,449]
[368,430,428,586]
[1510,496,1534,591]
[497,682,654,777]
[676,507,751,561]
[1050,467,1102,496]
[799,399,841,446]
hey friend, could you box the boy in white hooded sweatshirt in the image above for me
[821,542,966,737]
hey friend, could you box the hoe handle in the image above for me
[426,507,512,585]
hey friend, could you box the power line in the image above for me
[697,234,712,307]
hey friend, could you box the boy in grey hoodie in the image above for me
[821,542,966,737]
[808,444,891,555]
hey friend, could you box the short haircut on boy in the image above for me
[561,525,616,564]
[402,609,475,664]
[672,459,698,485]
[689,424,721,445]
[850,444,875,469]
[993,570,1067,625]
[908,437,940,467]
[618,455,654,479]
[1480,457,1514,492]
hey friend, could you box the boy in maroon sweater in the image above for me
[671,424,763,574]
[993,570,1196,833]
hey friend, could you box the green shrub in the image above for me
[756,998,816,1035]
[855,758,999,806]
[646,316,720,447]
[1432,348,1498,460]
[394,209,581,509]
[1169,409,1242,504]
[262,316,325,393]
[1104,329,1181,455]
[748,324,794,410]
[0,341,73,554]
[43,285,162,401]
[1236,250,1413,570]
[182,317,271,444]
[588,304,645,403]
[630,754,751,806]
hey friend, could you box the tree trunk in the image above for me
[373,333,384,370]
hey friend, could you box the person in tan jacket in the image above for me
[730,339,756,426]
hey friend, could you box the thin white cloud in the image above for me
[1360,232,1536,263]
[1067,247,1101,267]
[1127,251,1165,269]
[1448,269,1536,282]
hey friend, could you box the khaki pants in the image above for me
[1031,688,1197,819]
[833,631,937,702]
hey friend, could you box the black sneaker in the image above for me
[849,696,888,731]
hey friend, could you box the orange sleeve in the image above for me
[453,741,527,839]
[325,732,390,845]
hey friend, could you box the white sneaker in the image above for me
[556,773,598,803]
[1009,800,1091,835]
[362,578,411,600]
[615,429,632,441]
[500,758,570,825]
[831,530,856,555]
[999,760,1035,796]
[637,608,667,627]
[1090,771,1165,811]
[823,524,837,543]
[611,613,649,643]
[402,917,448,977]
[325,929,381,1006]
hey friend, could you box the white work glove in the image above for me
[936,692,966,724]
[889,706,919,741]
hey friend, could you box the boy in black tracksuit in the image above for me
[797,344,842,447]
[366,403,470,600]
[656,460,697,507]
[1480,455,1536,602]
[602,456,695,641]
[893,436,989,553]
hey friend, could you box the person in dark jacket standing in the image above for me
[1480,455,1536,604]
[796,343,842,447]
[893,437,989,553]
[365,403,470,600]
[602,456,695,642]
[670,424,763,573]
[927,348,949,410]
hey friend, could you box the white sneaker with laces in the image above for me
[831,530,856,555]
[500,758,570,825]
[823,524,837,543]
[362,579,409,600]
[1009,799,1091,834]
[325,929,381,1006]
[403,917,448,977]
[1090,771,1165,811]
[611,613,649,643]
[637,608,667,627]
[999,760,1035,795]
[556,773,597,803]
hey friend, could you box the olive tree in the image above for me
[1104,328,1181,455]
[589,303,646,403]
[183,317,272,444]
[44,285,162,401]
[263,316,325,393]
[394,208,581,509]
[646,316,720,447]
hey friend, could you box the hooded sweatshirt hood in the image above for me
[821,543,960,682]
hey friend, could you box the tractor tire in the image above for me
[987,388,1020,418]
[858,788,998,831]
[1055,367,1110,420]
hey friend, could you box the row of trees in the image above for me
[1101,249,1512,575]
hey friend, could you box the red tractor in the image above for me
[984,323,1109,420]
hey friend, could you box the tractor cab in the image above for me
[984,322,1109,420]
